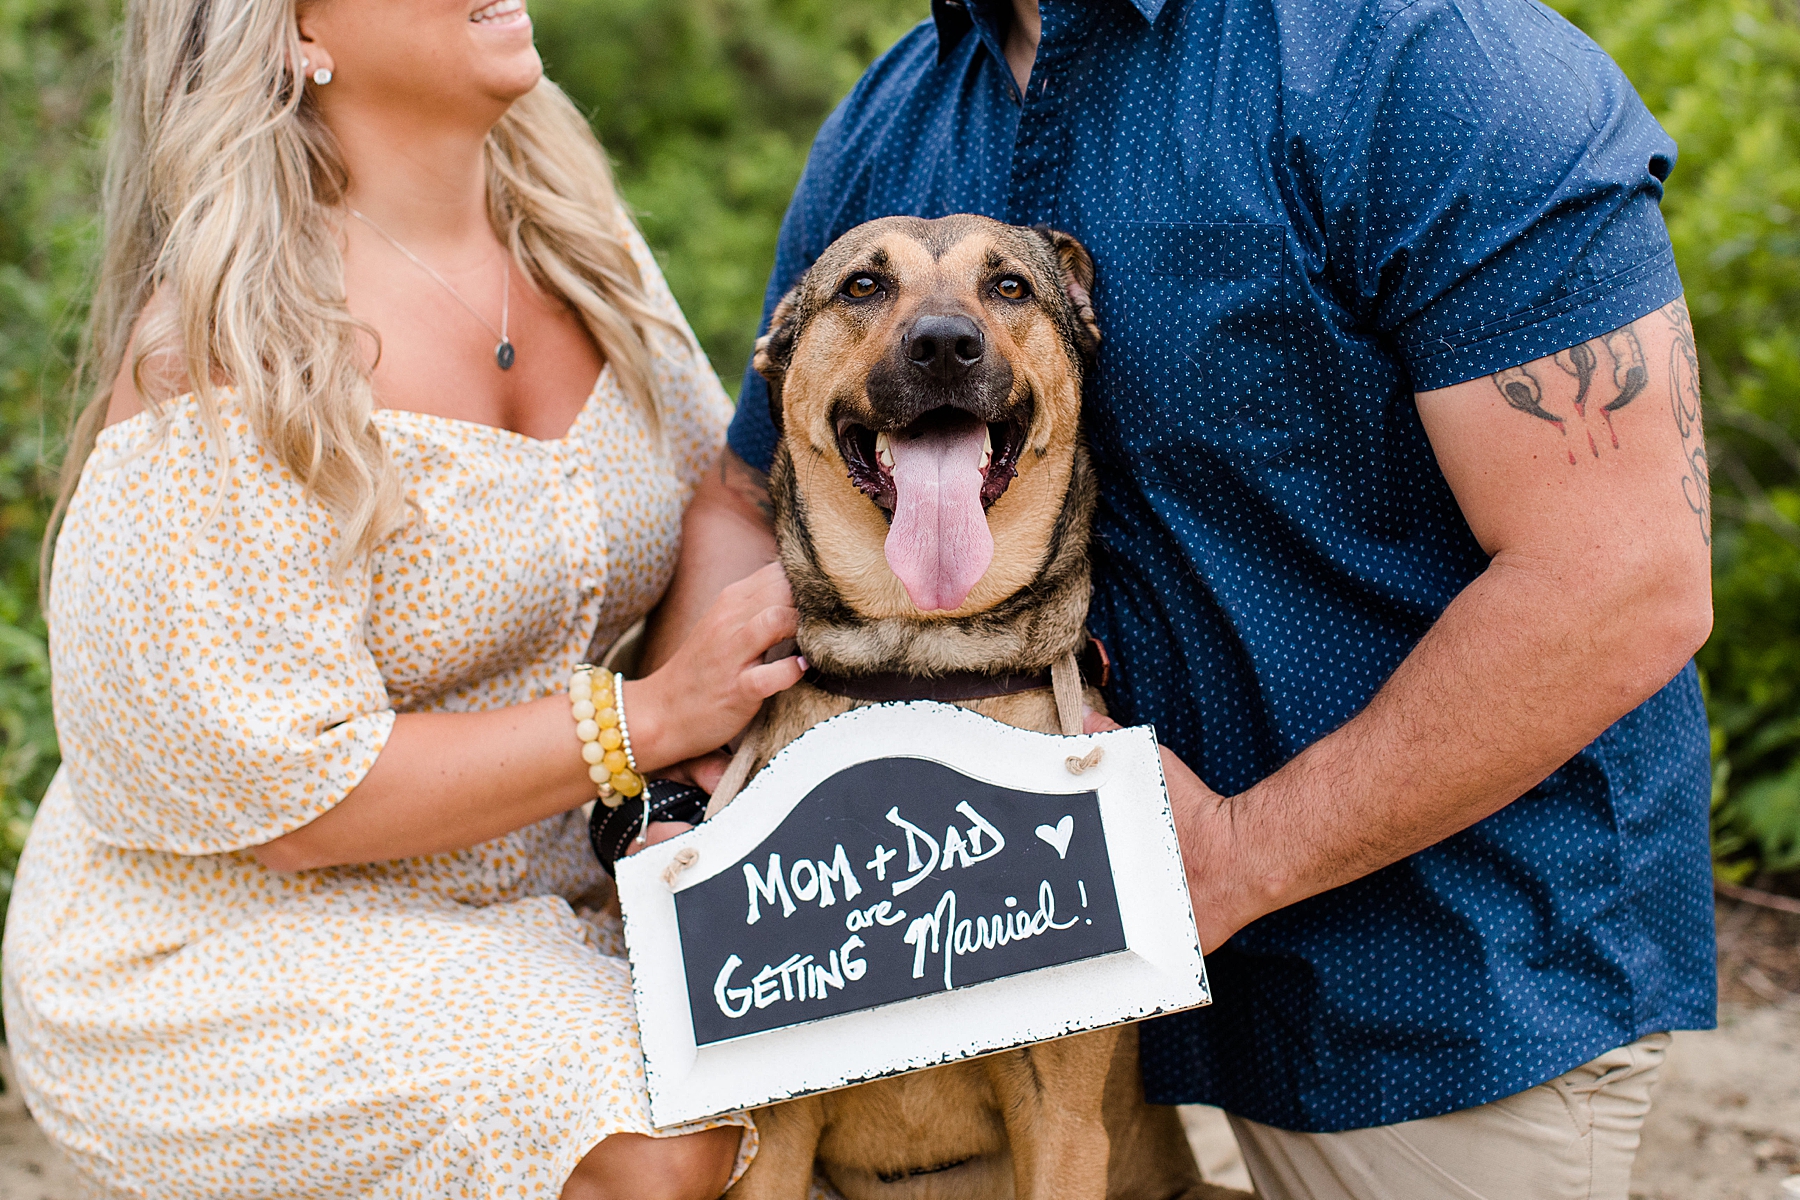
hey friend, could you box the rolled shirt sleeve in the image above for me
[1325,0,1682,389]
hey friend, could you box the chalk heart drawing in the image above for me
[1036,814,1075,860]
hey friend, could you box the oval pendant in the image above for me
[496,340,516,371]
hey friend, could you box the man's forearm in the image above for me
[1179,302,1714,947]
[641,448,779,672]
[1195,543,1710,933]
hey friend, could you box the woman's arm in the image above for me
[253,563,801,872]
[640,448,780,672]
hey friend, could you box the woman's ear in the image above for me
[1033,226,1101,356]
[295,5,336,84]
[752,289,801,431]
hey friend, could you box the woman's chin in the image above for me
[476,48,544,105]
[468,2,538,82]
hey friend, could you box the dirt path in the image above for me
[1631,1002,1800,1199]
[1,1006,1793,1198]
[0,1053,80,1200]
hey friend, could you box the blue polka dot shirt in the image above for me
[726,0,1716,1133]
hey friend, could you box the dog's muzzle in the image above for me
[832,312,1033,612]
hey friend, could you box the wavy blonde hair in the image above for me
[51,0,670,574]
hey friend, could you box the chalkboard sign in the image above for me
[679,757,1127,1044]
[617,702,1209,1128]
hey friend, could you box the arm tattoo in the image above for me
[1600,327,1648,415]
[1554,341,1597,418]
[720,447,775,524]
[1491,322,1648,462]
[1495,365,1564,431]
[1664,300,1711,546]
[1489,300,1710,544]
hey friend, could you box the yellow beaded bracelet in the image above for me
[569,664,643,807]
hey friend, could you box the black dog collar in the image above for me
[803,636,1110,703]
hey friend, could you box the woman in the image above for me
[2,1,796,1197]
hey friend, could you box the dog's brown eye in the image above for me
[842,275,881,300]
[994,276,1031,301]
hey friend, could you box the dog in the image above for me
[705,214,1250,1200]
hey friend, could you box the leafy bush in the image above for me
[1551,0,1800,880]
[0,0,113,919]
[533,0,922,391]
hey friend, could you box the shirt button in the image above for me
[579,577,599,593]
[563,461,579,477]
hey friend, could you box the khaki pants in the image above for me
[1226,1033,1670,1200]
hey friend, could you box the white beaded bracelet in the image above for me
[612,671,640,778]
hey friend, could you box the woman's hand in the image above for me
[623,563,803,772]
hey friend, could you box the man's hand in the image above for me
[1096,300,1713,950]
[1084,711,1258,951]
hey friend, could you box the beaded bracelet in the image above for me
[569,664,643,806]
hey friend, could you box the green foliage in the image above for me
[532,0,923,392]
[1551,0,1800,880]
[0,0,113,916]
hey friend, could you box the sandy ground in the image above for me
[2,900,1793,1199]
[2,1010,1792,1200]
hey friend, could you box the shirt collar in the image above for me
[932,0,1166,62]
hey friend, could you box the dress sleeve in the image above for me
[1322,0,1683,389]
[48,396,396,855]
[618,214,734,502]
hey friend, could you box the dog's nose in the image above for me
[904,314,985,382]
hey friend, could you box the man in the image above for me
[653,0,1715,1195]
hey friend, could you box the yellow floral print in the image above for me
[1,225,755,1199]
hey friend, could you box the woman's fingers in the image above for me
[739,604,798,658]
[743,654,806,699]
[720,562,792,618]
[631,563,800,769]
[655,751,731,791]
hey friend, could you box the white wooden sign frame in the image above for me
[616,701,1209,1128]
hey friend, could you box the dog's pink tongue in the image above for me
[884,421,994,612]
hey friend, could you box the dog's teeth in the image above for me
[875,432,895,472]
[979,426,992,472]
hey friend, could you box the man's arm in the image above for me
[1126,299,1713,951]
[641,447,779,672]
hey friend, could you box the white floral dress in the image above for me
[1,228,757,1199]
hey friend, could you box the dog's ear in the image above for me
[752,289,802,431]
[1033,226,1101,356]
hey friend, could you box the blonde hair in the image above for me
[50,0,670,574]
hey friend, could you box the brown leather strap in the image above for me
[803,636,1110,704]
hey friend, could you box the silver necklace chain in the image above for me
[349,208,515,371]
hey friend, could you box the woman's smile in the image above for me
[470,0,528,29]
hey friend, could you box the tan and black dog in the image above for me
[707,214,1249,1200]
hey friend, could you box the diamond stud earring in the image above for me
[312,67,332,85]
